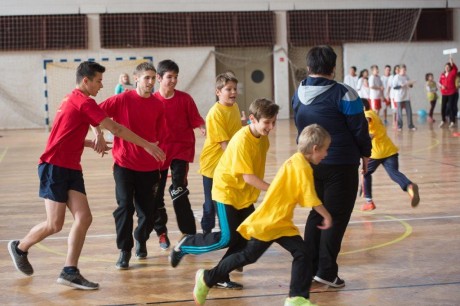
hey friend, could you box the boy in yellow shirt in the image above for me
[169,98,279,290]
[192,124,333,306]
[199,72,245,234]
[361,98,420,211]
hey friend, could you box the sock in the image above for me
[63,266,78,275]
[365,198,373,203]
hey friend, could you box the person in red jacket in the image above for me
[439,56,458,128]
[153,59,206,243]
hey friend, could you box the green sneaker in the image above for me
[284,296,318,306]
[193,269,209,305]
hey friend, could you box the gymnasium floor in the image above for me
[0,117,459,306]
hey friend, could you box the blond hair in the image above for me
[297,124,330,155]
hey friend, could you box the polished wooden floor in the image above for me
[1,117,459,306]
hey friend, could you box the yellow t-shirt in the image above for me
[237,152,322,242]
[199,102,242,178]
[365,110,398,159]
[212,125,269,210]
[426,80,437,101]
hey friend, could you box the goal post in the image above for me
[43,56,153,131]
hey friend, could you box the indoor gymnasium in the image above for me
[0,1,459,305]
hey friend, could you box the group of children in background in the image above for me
[344,64,423,212]
[344,60,460,131]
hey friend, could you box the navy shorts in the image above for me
[38,162,86,203]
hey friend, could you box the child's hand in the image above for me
[145,141,166,162]
[100,142,112,157]
[317,215,332,230]
[199,125,206,136]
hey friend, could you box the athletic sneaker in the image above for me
[8,240,34,276]
[284,296,318,306]
[57,269,99,290]
[116,250,131,270]
[407,183,420,208]
[439,121,445,128]
[169,235,187,268]
[159,233,170,250]
[193,269,209,306]
[361,201,376,211]
[449,122,456,128]
[135,240,147,259]
[313,275,345,288]
[215,280,243,290]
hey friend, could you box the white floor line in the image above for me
[2,215,460,243]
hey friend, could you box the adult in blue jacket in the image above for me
[292,45,371,288]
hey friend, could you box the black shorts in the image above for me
[38,162,86,203]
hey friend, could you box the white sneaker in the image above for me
[439,122,445,128]
[449,122,456,128]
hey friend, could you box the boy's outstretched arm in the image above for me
[100,117,166,162]
[313,204,333,230]
[242,174,270,191]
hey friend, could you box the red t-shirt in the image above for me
[99,90,166,172]
[39,89,107,171]
[439,63,458,96]
[153,90,204,169]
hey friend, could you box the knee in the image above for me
[76,212,93,229]
[244,252,260,264]
[47,220,64,234]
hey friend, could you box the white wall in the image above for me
[0,1,459,128]
[343,41,459,114]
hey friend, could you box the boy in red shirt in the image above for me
[153,60,205,243]
[99,62,166,269]
[8,61,165,290]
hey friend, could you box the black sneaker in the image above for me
[169,236,188,268]
[57,269,99,290]
[313,275,345,288]
[215,281,243,290]
[8,240,34,276]
[158,233,170,251]
[116,250,131,270]
[135,240,147,259]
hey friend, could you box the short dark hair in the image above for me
[361,98,371,111]
[76,61,105,84]
[156,59,179,77]
[134,62,156,76]
[248,98,279,121]
[385,65,391,70]
[306,45,336,75]
[425,73,433,81]
[350,66,357,72]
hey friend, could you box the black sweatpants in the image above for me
[113,163,160,251]
[304,163,359,282]
[154,159,196,235]
[204,236,312,299]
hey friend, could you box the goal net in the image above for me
[45,57,149,128]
